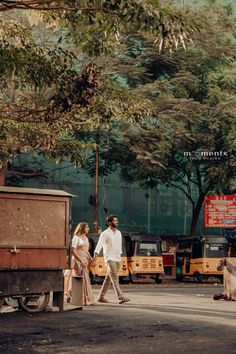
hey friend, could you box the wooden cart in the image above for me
[0,186,72,312]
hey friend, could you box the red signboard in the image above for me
[204,195,236,228]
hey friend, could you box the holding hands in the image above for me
[90,258,97,268]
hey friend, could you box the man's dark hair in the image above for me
[106,214,117,226]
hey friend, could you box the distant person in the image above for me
[65,222,95,305]
[213,257,236,301]
[93,215,130,304]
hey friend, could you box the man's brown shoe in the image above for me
[213,293,224,300]
[119,297,130,304]
[97,297,109,303]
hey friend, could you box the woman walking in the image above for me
[65,222,95,306]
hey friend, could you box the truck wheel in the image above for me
[18,293,50,313]
[194,272,203,283]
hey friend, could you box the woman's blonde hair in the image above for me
[74,222,88,236]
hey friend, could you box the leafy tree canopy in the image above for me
[0,0,204,177]
[87,0,236,236]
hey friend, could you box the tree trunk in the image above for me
[190,192,206,237]
[0,164,8,186]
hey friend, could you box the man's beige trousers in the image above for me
[99,260,123,299]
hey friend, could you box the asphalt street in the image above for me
[0,284,235,354]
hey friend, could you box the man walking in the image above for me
[93,215,130,304]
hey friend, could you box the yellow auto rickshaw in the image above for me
[176,235,228,282]
[124,233,164,283]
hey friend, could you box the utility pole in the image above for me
[183,193,187,235]
[93,127,99,233]
[147,188,151,233]
[183,175,188,235]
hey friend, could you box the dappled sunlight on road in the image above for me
[90,284,236,327]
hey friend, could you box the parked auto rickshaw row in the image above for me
[88,233,233,284]
[88,233,164,284]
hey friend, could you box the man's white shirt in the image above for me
[94,228,122,263]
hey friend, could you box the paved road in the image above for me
[0,284,235,354]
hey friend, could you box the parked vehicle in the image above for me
[162,252,175,279]
[0,186,72,312]
[175,235,228,282]
[124,233,164,284]
[222,228,236,256]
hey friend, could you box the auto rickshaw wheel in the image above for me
[155,275,163,284]
[120,276,129,284]
[219,275,224,284]
[129,273,137,284]
[18,292,50,313]
[194,272,203,283]
[176,275,184,282]
[89,272,96,285]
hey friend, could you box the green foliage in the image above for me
[0,0,203,171]
[0,0,235,237]
[0,18,75,89]
[43,0,202,55]
[85,0,236,235]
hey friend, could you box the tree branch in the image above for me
[8,170,47,177]
[8,163,76,178]
[167,181,194,205]
[0,0,115,13]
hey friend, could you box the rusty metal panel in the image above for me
[0,187,72,271]
[0,249,68,270]
[0,193,70,247]
[0,186,74,197]
[0,270,63,296]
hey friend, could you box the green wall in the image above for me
[9,154,206,235]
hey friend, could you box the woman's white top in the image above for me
[71,235,87,248]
